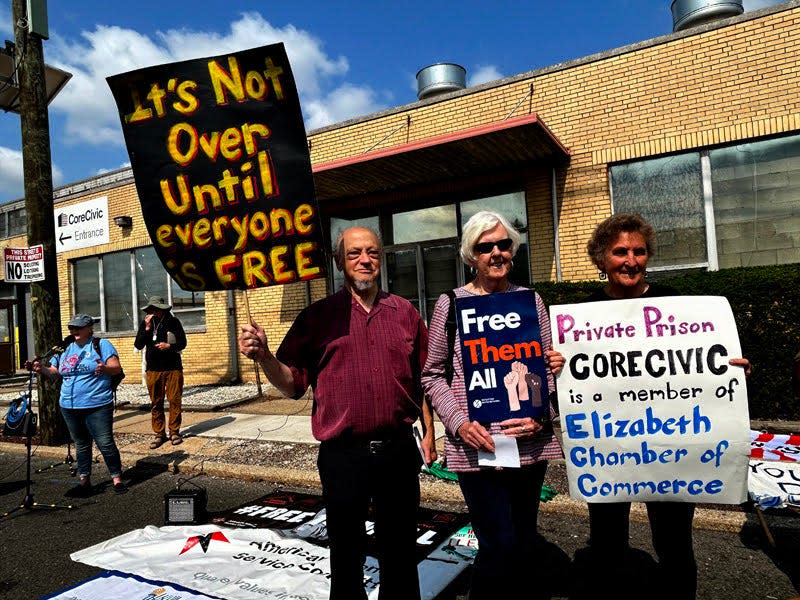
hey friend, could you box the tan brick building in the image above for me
[1,2,798,384]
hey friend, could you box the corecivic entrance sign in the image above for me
[54,196,110,253]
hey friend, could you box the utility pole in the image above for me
[12,0,67,445]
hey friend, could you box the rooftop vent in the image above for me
[416,63,466,101]
[671,0,743,32]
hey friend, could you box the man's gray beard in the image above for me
[352,278,377,292]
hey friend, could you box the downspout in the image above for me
[227,290,240,383]
[551,166,562,281]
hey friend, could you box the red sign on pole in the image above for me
[4,245,45,282]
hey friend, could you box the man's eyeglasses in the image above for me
[474,238,513,254]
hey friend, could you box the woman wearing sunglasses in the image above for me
[422,210,564,600]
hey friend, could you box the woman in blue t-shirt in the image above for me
[30,313,127,497]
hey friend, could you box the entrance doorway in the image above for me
[383,238,463,323]
[0,299,17,375]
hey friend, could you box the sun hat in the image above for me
[67,314,94,328]
[142,296,172,312]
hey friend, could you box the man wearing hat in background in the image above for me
[134,297,187,448]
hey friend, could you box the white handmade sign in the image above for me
[551,296,750,504]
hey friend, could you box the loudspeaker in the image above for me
[164,488,207,525]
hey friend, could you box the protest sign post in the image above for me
[106,43,325,293]
[456,291,550,423]
[551,296,750,504]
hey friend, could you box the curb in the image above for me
[0,441,749,533]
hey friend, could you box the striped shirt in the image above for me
[277,288,428,442]
[421,284,563,472]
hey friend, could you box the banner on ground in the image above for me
[72,523,473,600]
[107,43,325,291]
[43,570,218,600]
[456,291,550,422]
[551,296,750,504]
[748,460,800,509]
[212,490,471,564]
[750,431,800,463]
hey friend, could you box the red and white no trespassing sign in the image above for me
[4,245,45,283]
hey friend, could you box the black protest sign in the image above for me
[107,43,325,291]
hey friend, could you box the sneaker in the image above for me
[113,482,128,494]
[150,435,167,449]
[64,483,93,498]
[170,433,183,446]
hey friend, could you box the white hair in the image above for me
[459,211,521,264]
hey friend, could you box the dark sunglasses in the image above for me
[474,238,513,254]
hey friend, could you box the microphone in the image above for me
[36,335,75,360]
[25,335,76,371]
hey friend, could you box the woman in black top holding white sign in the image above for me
[572,213,751,599]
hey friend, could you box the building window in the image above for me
[327,190,528,321]
[710,136,800,268]
[73,247,205,332]
[8,208,26,237]
[611,153,706,271]
[609,132,800,272]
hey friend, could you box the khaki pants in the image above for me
[146,370,184,437]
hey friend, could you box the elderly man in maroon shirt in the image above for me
[239,226,436,600]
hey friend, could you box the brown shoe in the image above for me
[170,433,183,446]
[149,435,167,449]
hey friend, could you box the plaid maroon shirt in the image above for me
[276,289,428,441]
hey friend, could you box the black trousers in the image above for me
[458,462,549,600]
[587,501,697,600]
[317,434,422,600]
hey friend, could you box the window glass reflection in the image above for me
[611,153,706,269]
[74,258,100,318]
[392,205,456,244]
[711,136,800,268]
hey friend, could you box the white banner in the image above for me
[551,296,750,504]
[72,525,331,600]
[43,570,219,600]
[72,524,471,600]
[748,460,800,509]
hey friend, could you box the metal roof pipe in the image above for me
[671,0,743,32]
[416,63,466,101]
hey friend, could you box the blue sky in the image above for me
[0,0,785,203]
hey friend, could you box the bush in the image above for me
[534,264,800,420]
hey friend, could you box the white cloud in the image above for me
[469,65,504,87]
[0,147,24,201]
[304,84,385,131]
[45,12,358,148]
[0,146,64,201]
[95,162,131,176]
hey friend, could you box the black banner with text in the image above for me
[107,43,325,290]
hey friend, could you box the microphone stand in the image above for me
[32,346,75,476]
[1,353,74,519]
